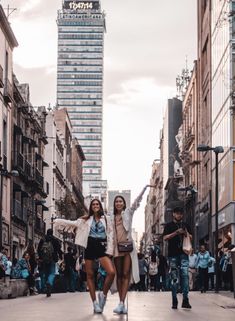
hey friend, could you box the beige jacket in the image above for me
[54,215,114,256]
[112,185,148,284]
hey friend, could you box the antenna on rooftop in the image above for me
[4,5,17,18]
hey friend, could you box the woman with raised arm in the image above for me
[54,199,115,314]
[112,185,151,314]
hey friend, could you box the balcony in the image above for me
[3,79,13,103]
[3,154,7,170]
[43,181,49,195]
[35,168,43,186]
[22,207,28,223]
[13,199,23,221]
[17,153,24,171]
[24,160,32,178]
[0,65,3,88]
[35,217,45,233]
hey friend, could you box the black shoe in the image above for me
[172,298,178,309]
[46,283,51,297]
[182,299,191,309]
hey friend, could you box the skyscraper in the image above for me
[57,0,107,199]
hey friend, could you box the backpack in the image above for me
[41,241,54,264]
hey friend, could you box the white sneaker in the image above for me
[122,305,128,314]
[113,302,124,314]
[93,301,102,314]
[98,292,107,311]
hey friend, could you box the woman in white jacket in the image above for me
[112,185,150,314]
[54,199,115,314]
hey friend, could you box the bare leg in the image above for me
[99,256,115,296]
[85,260,96,301]
[120,254,131,302]
[114,257,124,301]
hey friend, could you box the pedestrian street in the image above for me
[0,292,234,321]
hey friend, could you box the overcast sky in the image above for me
[2,0,197,236]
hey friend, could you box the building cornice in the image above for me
[0,5,18,49]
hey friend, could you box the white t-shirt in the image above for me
[5,260,12,276]
[189,254,197,268]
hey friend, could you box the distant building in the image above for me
[0,5,18,252]
[57,0,107,203]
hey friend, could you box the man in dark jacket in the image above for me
[64,247,76,292]
[38,229,63,297]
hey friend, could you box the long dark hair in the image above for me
[113,195,126,215]
[88,199,104,218]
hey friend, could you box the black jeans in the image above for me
[208,273,214,290]
[199,267,208,291]
[138,274,146,291]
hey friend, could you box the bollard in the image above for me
[232,248,235,299]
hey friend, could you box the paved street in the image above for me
[0,292,234,321]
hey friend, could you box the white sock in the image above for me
[120,301,124,305]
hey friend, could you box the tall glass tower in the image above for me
[57,0,107,199]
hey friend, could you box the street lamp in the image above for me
[0,168,19,248]
[197,144,224,293]
[178,185,198,246]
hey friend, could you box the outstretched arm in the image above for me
[54,218,78,234]
[130,185,151,212]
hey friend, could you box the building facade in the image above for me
[196,0,213,248]
[44,108,87,249]
[210,0,235,247]
[57,0,107,200]
[12,80,49,258]
[0,5,18,252]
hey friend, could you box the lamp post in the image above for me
[178,185,198,247]
[0,168,19,248]
[197,144,224,293]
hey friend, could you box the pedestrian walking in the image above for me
[64,247,76,292]
[0,247,8,278]
[208,252,215,290]
[163,207,192,310]
[149,251,159,291]
[222,244,235,291]
[37,228,63,297]
[196,244,210,293]
[112,185,150,314]
[188,249,198,290]
[137,253,148,291]
[54,199,115,314]
[156,251,168,291]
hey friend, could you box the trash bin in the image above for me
[232,248,235,299]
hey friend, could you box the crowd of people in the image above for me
[0,194,234,315]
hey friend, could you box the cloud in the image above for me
[20,0,41,13]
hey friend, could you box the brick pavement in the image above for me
[0,292,234,321]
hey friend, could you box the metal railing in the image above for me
[17,153,24,170]
[3,79,13,103]
[24,160,32,177]
[35,168,43,186]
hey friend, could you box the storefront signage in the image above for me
[64,1,100,11]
